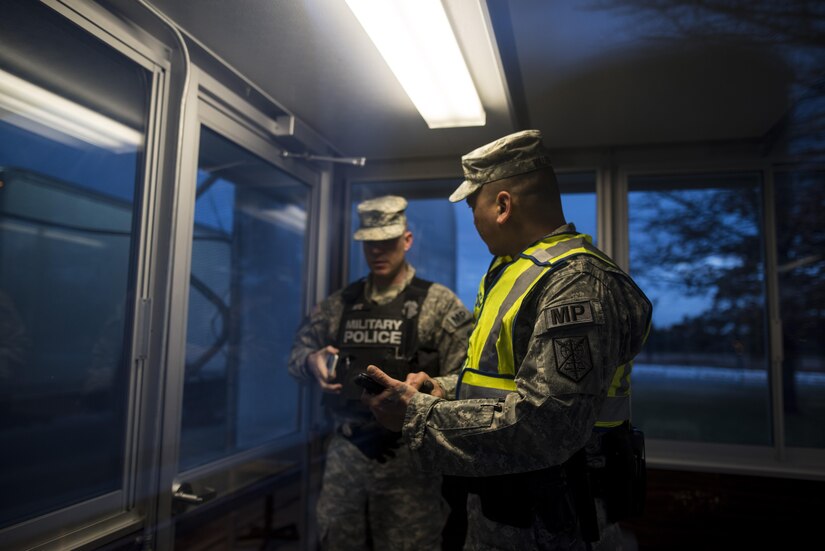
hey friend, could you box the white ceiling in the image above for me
[147,0,793,162]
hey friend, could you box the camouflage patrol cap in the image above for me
[449,129,553,202]
[353,195,408,241]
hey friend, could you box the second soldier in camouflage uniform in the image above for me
[364,132,653,550]
[288,195,472,550]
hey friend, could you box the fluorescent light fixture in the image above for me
[0,68,142,152]
[345,0,486,128]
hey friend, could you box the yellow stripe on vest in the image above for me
[461,369,518,392]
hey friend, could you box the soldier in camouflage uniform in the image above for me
[364,131,653,550]
[287,195,473,550]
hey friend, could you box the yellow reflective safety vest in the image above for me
[457,231,649,428]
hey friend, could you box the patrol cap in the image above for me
[449,129,553,202]
[353,195,408,241]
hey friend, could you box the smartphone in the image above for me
[326,353,339,379]
[354,372,386,395]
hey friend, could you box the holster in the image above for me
[339,421,402,463]
[594,422,647,522]
[460,456,597,540]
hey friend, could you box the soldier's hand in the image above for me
[361,365,416,432]
[405,372,444,398]
[305,345,342,394]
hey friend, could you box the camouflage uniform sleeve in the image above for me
[286,292,345,383]
[419,283,473,398]
[402,257,651,476]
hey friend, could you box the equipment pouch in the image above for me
[472,468,575,532]
[629,426,647,517]
[343,423,402,463]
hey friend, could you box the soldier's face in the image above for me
[467,188,502,255]
[363,231,412,279]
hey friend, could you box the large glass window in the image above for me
[0,0,149,528]
[629,173,769,445]
[775,170,825,449]
[180,127,310,470]
[349,172,597,310]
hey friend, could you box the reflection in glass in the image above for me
[0,56,147,530]
[775,171,825,449]
[180,127,309,471]
[629,173,769,445]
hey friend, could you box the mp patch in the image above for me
[545,300,594,329]
[553,336,593,382]
[445,308,471,331]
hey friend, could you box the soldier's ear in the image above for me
[495,191,512,224]
[402,230,413,251]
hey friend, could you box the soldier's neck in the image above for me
[372,263,407,290]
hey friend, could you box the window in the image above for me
[179,126,310,470]
[628,173,769,445]
[0,0,150,528]
[775,170,825,449]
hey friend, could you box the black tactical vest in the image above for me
[324,276,436,413]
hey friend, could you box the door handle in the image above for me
[172,479,217,513]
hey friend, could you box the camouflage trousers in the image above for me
[463,495,624,551]
[316,432,449,551]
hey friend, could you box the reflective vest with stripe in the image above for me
[456,232,648,428]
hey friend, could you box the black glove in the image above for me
[347,424,402,463]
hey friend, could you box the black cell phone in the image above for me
[354,372,386,395]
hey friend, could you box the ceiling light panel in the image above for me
[345,0,486,128]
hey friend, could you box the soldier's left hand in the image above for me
[405,372,444,398]
[361,365,417,432]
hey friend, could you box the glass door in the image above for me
[161,114,317,549]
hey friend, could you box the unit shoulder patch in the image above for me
[553,336,593,382]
